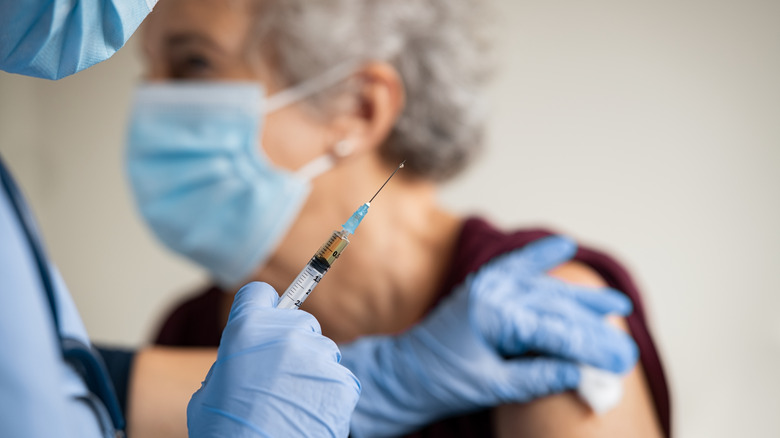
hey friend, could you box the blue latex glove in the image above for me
[188,282,361,438]
[340,236,638,438]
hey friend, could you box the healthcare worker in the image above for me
[0,1,640,437]
[1,2,363,436]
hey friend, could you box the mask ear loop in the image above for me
[265,61,364,114]
[333,138,356,157]
[294,139,355,181]
[265,61,362,181]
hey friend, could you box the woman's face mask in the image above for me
[125,65,355,287]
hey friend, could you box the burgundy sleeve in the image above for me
[153,286,224,348]
[419,218,671,437]
[574,245,671,437]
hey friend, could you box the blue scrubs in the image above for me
[1,0,154,434]
[0,162,116,436]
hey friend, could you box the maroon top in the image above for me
[154,217,671,437]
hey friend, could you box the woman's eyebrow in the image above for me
[166,32,224,53]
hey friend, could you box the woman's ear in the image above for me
[329,62,405,156]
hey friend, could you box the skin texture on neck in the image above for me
[244,153,463,343]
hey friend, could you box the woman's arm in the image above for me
[126,347,216,438]
[493,262,663,437]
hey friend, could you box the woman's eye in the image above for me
[171,54,214,79]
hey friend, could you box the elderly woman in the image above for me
[129,0,670,436]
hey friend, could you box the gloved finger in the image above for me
[532,277,633,316]
[484,235,578,275]
[532,302,638,373]
[229,281,279,320]
[279,326,345,364]
[227,281,323,335]
[500,357,581,402]
[568,287,633,316]
[502,300,638,373]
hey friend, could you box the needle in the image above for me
[369,160,405,203]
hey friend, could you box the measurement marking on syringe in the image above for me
[276,161,405,310]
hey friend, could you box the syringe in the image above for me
[277,161,405,310]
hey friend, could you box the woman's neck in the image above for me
[248,169,463,343]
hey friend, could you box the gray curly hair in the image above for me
[250,0,491,181]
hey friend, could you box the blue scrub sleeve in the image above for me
[0,0,156,79]
[1,171,73,437]
[95,346,136,416]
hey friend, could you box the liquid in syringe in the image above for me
[276,161,404,310]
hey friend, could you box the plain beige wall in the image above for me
[1,1,778,436]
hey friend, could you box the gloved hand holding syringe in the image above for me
[277,160,406,310]
[276,159,629,419]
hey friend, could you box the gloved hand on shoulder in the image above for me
[340,236,638,438]
[188,282,360,438]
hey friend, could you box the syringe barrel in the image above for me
[276,230,350,310]
[313,229,350,266]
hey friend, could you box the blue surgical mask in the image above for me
[126,67,355,287]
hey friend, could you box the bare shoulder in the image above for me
[548,261,607,288]
[491,261,664,438]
